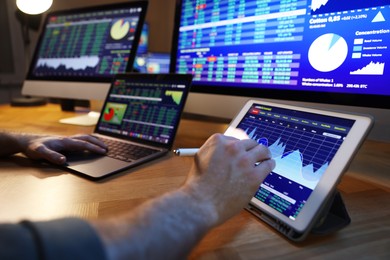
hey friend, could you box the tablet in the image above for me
[224,100,373,241]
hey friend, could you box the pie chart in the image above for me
[102,103,128,125]
[110,19,130,40]
[308,33,348,72]
[104,107,115,121]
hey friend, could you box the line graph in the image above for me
[36,56,100,71]
[165,91,183,105]
[269,138,328,190]
[311,0,390,14]
[350,61,385,75]
[311,0,329,12]
[241,118,342,190]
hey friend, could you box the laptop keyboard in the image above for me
[102,138,160,162]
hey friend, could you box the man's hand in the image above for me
[181,133,275,226]
[23,134,107,165]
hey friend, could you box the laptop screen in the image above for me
[236,103,356,220]
[27,1,147,81]
[96,74,192,147]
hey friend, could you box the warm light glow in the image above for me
[16,0,53,15]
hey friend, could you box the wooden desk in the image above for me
[0,104,389,259]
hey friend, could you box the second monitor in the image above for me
[22,1,148,109]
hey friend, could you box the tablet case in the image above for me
[310,190,351,235]
[246,189,351,241]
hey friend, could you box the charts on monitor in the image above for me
[350,61,385,75]
[126,102,177,131]
[105,84,184,139]
[165,91,183,105]
[102,103,128,125]
[311,0,389,14]
[32,12,141,77]
[311,0,329,12]
[173,0,390,101]
[36,56,100,71]
[110,19,130,40]
[308,33,348,72]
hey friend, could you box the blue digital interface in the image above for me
[236,103,355,219]
[137,23,149,55]
[29,3,146,79]
[174,0,390,97]
[97,77,188,144]
[134,52,171,74]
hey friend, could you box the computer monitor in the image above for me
[133,22,149,72]
[170,0,390,141]
[22,1,148,110]
[135,52,171,74]
[137,22,149,55]
[145,52,171,73]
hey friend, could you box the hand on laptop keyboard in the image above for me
[102,138,158,162]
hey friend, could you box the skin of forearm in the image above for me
[93,188,218,260]
[0,131,36,157]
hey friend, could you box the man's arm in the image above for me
[0,131,23,157]
[93,190,215,260]
[92,134,275,259]
[0,131,107,164]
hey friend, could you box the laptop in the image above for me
[64,73,192,179]
[224,100,373,241]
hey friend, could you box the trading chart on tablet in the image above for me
[235,103,355,220]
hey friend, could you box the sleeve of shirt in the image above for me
[0,218,107,260]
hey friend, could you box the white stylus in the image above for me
[173,148,200,156]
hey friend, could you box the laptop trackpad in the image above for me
[65,153,130,178]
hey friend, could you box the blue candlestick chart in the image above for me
[242,118,343,190]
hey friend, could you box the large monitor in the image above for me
[171,0,390,141]
[135,52,171,74]
[137,22,149,55]
[22,1,148,108]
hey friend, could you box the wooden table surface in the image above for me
[0,104,389,259]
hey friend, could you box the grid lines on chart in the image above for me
[238,117,343,171]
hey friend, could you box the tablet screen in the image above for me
[236,103,356,220]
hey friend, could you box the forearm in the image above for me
[92,188,218,260]
[0,131,39,157]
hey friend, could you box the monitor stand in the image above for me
[58,99,103,126]
[11,96,48,107]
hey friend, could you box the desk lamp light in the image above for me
[16,0,53,15]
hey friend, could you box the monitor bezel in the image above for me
[169,0,390,110]
[26,1,148,83]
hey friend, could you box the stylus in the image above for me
[173,148,200,156]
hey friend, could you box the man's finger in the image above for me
[253,158,275,182]
[238,138,262,151]
[58,138,107,154]
[249,143,273,164]
[33,145,67,165]
[71,135,108,149]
